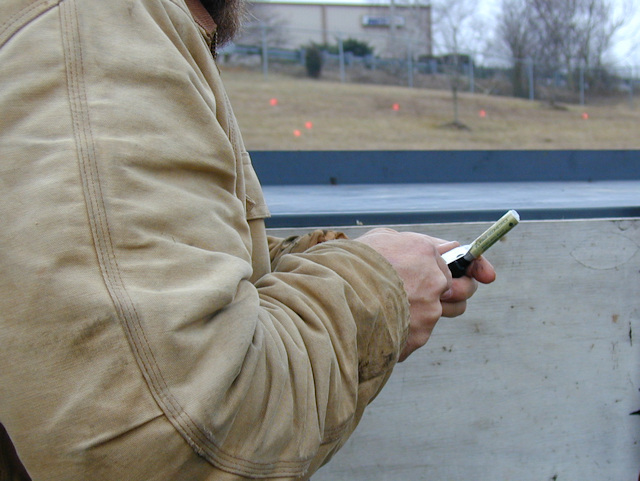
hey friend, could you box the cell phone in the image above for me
[441,210,520,278]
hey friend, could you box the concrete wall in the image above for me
[269,217,640,480]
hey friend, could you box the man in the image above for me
[0,0,495,479]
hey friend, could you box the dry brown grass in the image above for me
[220,66,640,151]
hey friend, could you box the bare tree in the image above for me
[572,0,630,69]
[496,0,632,100]
[236,3,290,48]
[432,0,480,128]
[495,0,533,97]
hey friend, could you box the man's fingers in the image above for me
[441,300,468,318]
[436,241,460,255]
[467,256,497,284]
[441,276,478,302]
[440,276,478,318]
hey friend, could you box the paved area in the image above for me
[262,180,640,227]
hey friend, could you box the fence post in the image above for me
[579,60,585,105]
[469,58,475,94]
[630,65,635,110]
[527,57,534,101]
[338,34,346,83]
[261,23,268,80]
[407,40,414,88]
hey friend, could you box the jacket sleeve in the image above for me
[0,0,409,479]
[260,239,410,477]
[268,230,348,267]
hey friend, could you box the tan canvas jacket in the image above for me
[0,1,410,479]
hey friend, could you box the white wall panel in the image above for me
[271,218,640,480]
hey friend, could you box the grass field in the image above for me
[220,66,640,151]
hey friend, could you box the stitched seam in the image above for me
[0,0,60,48]
[321,414,353,444]
[59,0,204,460]
[59,1,310,475]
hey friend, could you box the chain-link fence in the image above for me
[220,24,639,108]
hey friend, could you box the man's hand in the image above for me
[355,228,496,362]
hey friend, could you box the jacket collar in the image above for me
[184,0,217,36]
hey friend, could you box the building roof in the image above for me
[251,0,430,7]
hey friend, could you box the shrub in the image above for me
[341,38,374,57]
[305,44,323,78]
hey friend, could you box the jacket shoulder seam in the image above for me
[0,0,60,49]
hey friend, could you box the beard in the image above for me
[200,0,247,46]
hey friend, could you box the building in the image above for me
[238,0,432,58]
